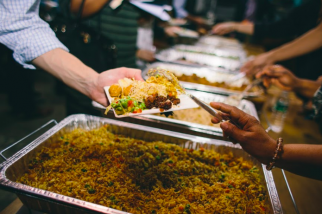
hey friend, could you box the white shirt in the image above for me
[0,0,68,69]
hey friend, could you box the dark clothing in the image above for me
[234,0,275,23]
[254,0,322,80]
[59,0,140,68]
[254,0,320,39]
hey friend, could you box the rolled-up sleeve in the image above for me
[0,0,68,69]
[173,0,188,18]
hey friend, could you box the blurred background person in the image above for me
[59,0,157,115]
[172,0,216,27]
[213,0,322,81]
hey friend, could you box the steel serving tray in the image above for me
[139,90,259,133]
[155,48,242,71]
[143,62,261,97]
[0,115,282,214]
[173,44,247,62]
[197,35,243,49]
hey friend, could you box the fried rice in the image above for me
[18,126,270,214]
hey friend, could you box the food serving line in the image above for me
[0,35,298,214]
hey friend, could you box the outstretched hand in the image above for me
[256,65,300,91]
[91,67,143,106]
[241,52,275,76]
[210,102,276,164]
[212,22,236,35]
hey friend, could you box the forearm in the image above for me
[234,23,254,35]
[70,0,109,17]
[275,144,322,180]
[32,48,98,100]
[268,22,322,62]
[294,78,322,98]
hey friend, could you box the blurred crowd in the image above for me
[1,0,309,119]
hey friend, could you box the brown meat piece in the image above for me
[167,95,180,105]
[156,95,167,104]
[172,98,180,105]
[144,95,156,109]
[158,100,172,110]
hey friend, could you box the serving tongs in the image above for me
[225,77,264,106]
[147,68,238,126]
[225,72,246,85]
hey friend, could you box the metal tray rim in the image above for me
[0,114,282,214]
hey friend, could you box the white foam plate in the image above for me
[104,86,199,118]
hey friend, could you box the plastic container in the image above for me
[270,91,289,133]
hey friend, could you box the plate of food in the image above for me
[104,69,199,118]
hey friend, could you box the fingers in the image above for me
[123,68,144,81]
[240,60,255,75]
[256,65,285,79]
[210,102,251,128]
[220,121,246,143]
[211,117,221,124]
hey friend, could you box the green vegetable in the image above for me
[228,185,234,189]
[69,148,73,152]
[120,99,128,108]
[64,141,69,145]
[133,101,138,107]
[81,168,87,172]
[156,155,160,160]
[116,107,123,111]
[84,184,90,188]
[108,181,114,186]
[139,102,146,109]
[111,103,116,108]
[88,188,96,194]
[110,196,115,200]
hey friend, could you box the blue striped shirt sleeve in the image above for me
[0,0,68,69]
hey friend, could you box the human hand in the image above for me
[210,102,276,164]
[136,49,156,62]
[190,16,207,25]
[256,65,300,91]
[241,52,275,76]
[212,22,237,35]
[90,67,143,106]
[164,26,181,37]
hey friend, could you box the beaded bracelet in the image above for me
[266,137,284,171]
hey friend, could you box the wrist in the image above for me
[292,77,305,92]
[86,70,100,101]
[264,138,278,165]
[265,51,277,64]
[233,23,240,32]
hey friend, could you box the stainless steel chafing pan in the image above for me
[142,62,261,97]
[173,44,247,62]
[0,115,283,214]
[155,48,243,71]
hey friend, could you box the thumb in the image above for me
[220,121,246,143]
